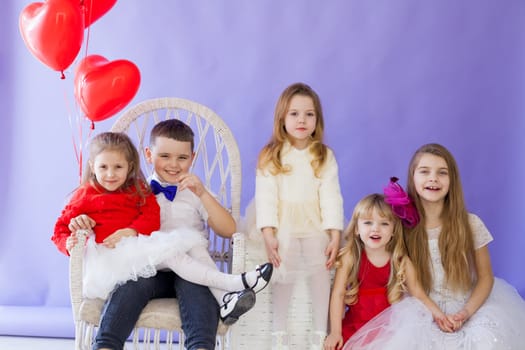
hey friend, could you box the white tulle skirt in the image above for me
[83,228,207,299]
[343,278,525,350]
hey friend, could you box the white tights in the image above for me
[271,265,330,332]
[272,236,331,338]
[157,245,246,304]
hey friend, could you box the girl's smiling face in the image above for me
[90,150,130,192]
[413,153,450,205]
[357,208,394,251]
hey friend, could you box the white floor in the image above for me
[0,336,178,349]
[0,336,76,350]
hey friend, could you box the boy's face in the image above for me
[145,136,194,184]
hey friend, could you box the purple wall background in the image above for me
[0,0,524,338]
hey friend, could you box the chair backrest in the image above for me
[110,97,241,272]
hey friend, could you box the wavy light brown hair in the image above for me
[257,82,328,176]
[405,143,475,293]
[337,194,407,305]
[82,132,149,202]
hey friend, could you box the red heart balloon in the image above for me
[82,0,117,28]
[19,0,84,72]
[74,55,141,122]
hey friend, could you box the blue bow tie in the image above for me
[150,179,178,201]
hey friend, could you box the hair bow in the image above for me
[383,177,419,228]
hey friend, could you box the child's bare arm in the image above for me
[404,257,454,332]
[200,191,236,237]
[177,173,236,237]
[324,253,350,350]
[325,229,341,269]
[450,246,494,331]
[262,227,280,267]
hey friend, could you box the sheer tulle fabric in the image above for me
[83,228,207,299]
[343,279,525,350]
[344,215,525,349]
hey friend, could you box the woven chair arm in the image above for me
[69,229,90,321]
[231,232,246,274]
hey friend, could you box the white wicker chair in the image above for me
[69,97,245,349]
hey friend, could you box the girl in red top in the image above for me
[53,132,160,254]
[52,132,165,299]
[324,178,445,350]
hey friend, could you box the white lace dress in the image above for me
[343,214,525,349]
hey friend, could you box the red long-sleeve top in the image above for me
[52,183,160,256]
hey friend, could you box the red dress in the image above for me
[341,251,391,343]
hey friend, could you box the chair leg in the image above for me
[74,321,82,350]
[271,331,289,350]
[179,331,185,349]
[310,331,326,350]
[75,320,95,350]
[166,331,174,350]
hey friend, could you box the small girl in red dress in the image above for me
[324,178,445,350]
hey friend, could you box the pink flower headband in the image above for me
[383,177,419,228]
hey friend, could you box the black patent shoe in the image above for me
[241,262,273,294]
[220,288,256,326]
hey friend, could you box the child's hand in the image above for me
[176,173,205,197]
[433,312,455,333]
[68,214,96,232]
[323,332,343,350]
[262,228,281,267]
[103,228,137,248]
[325,229,341,269]
[450,308,470,331]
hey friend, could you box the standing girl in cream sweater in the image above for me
[256,82,344,349]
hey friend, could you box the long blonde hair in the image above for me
[405,143,475,293]
[257,82,328,176]
[82,132,149,202]
[337,194,407,305]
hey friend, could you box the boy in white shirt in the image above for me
[93,119,272,350]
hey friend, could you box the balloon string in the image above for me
[83,0,92,58]
[81,117,95,183]
[77,116,96,183]
[78,138,83,183]
[64,89,82,182]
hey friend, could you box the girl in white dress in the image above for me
[256,82,344,349]
[344,143,525,349]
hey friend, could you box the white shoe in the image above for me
[220,289,256,326]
